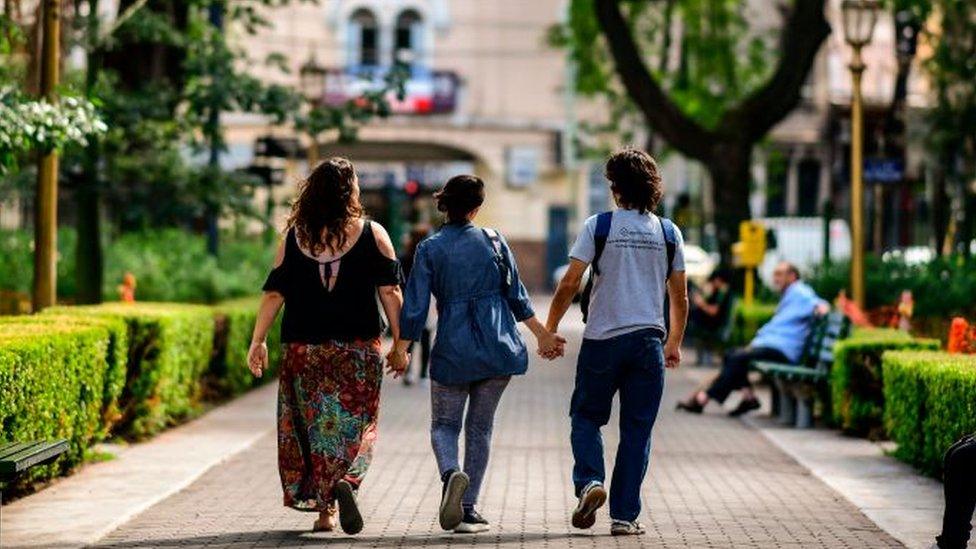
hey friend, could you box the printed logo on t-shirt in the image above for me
[608,227,664,251]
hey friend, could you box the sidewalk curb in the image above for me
[744,414,943,549]
[1,382,277,549]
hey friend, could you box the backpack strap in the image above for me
[591,211,614,276]
[657,215,678,336]
[482,228,512,293]
[658,216,677,280]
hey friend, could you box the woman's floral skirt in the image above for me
[277,339,383,512]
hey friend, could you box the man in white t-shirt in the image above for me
[545,149,688,536]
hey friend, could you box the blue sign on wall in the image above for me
[864,158,904,183]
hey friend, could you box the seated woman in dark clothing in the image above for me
[937,433,976,549]
[688,268,733,336]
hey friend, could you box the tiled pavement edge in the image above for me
[85,314,904,549]
[680,365,944,549]
[0,383,277,549]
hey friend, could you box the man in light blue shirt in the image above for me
[677,261,828,416]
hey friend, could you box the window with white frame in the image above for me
[348,8,379,66]
[394,9,424,70]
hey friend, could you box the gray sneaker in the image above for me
[439,470,470,531]
[611,519,646,536]
[571,481,607,529]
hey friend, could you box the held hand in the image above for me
[247,340,268,378]
[385,347,409,378]
[537,331,567,361]
[663,341,681,370]
[814,303,830,317]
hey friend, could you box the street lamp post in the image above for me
[299,51,327,167]
[842,0,879,307]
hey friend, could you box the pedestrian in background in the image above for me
[399,224,434,385]
[389,174,565,534]
[547,148,688,536]
[247,157,404,535]
[677,261,828,417]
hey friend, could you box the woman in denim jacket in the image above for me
[389,175,563,534]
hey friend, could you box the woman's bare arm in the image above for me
[248,239,286,377]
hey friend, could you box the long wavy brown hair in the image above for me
[286,157,364,255]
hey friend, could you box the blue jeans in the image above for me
[570,328,665,522]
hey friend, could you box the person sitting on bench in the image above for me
[688,268,733,336]
[676,261,828,417]
[935,432,976,549]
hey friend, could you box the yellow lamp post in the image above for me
[841,0,879,307]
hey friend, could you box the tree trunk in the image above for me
[706,142,753,262]
[75,178,103,303]
[932,152,950,256]
[75,0,103,304]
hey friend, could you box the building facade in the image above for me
[227,0,589,290]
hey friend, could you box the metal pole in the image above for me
[32,0,61,311]
[849,46,866,307]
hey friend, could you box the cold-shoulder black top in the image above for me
[262,220,401,343]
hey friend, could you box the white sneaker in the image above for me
[611,519,646,536]
[571,481,607,529]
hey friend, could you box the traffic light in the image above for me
[404,179,421,199]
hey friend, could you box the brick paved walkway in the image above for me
[96,320,903,548]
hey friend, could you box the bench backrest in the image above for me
[798,312,850,369]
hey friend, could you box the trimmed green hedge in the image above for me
[883,351,976,476]
[211,298,281,396]
[46,303,215,438]
[0,320,124,489]
[1,298,281,490]
[728,302,777,346]
[830,328,940,438]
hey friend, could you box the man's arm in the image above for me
[546,259,588,333]
[664,271,688,369]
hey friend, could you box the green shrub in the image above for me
[0,229,77,297]
[830,328,939,438]
[810,254,976,318]
[210,297,282,396]
[103,230,274,304]
[0,228,274,304]
[45,302,215,438]
[0,314,128,439]
[0,323,116,489]
[728,301,777,346]
[883,351,976,476]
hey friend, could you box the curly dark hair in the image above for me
[605,148,664,213]
[286,157,364,255]
[434,174,485,223]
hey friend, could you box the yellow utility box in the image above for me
[732,221,766,306]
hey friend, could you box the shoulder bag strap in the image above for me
[482,228,512,293]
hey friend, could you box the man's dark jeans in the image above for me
[705,347,788,404]
[570,328,665,522]
[938,433,976,549]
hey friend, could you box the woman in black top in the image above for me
[247,157,404,535]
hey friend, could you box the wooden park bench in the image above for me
[750,312,850,428]
[0,440,69,485]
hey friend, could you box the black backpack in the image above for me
[579,211,678,330]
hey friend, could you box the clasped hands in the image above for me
[536,329,566,361]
